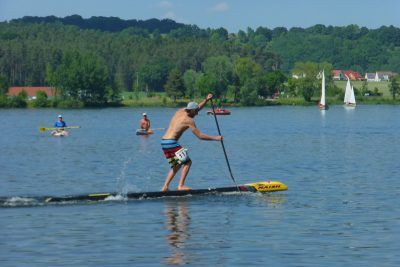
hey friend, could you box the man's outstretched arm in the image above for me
[191,127,222,141]
[197,93,213,111]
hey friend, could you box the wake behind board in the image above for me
[0,181,287,206]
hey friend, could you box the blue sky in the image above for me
[0,0,399,32]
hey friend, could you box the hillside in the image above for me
[0,16,399,107]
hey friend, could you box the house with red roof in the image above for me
[343,70,363,81]
[7,87,55,100]
[332,70,345,80]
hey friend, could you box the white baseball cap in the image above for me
[58,114,62,118]
[142,112,147,116]
[185,102,199,110]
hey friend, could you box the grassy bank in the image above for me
[121,88,399,107]
[5,84,396,109]
[333,80,390,96]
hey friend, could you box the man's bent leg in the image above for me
[161,164,181,192]
[178,160,192,190]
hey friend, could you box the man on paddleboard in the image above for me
[140,113,154,134]
[161,93,222,191]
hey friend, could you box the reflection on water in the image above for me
[320,109,326,118]
[164,200,190,265]
[137,134,151,155]
[260,194,287,207]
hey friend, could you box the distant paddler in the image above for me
[161,93,222,191]
[52,114,68,136]
[138,112,154,134]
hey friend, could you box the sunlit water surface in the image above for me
[1,106,399,266]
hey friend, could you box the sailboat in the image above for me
[319,70,328,110]
[343,76,356,108]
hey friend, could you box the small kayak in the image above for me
[207,108,231,115]
[51,130,69,137]
[136,129,154,135]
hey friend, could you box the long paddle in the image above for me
[39,126,81,132]
[210,98,240,191]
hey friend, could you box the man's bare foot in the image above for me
[161,186,169,192]
[178,185,191,191]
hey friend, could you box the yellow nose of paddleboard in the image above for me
[246,181,288,192]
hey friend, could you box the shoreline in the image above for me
[2,95,399,109]
[5,99,398,109]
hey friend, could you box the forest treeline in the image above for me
[0,15,399,107]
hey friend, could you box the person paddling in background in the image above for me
[54,114,66,129]
[161,93,223,191]
[140,113,154,134]
[52,114,67,136]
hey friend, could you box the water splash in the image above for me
[116,157,132,195]
[116,157,139,196]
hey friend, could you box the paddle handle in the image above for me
[210,98,239,190]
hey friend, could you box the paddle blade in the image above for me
[39,127,46,132]
[245,181,288,192]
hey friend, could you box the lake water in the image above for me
[1,105,399,266]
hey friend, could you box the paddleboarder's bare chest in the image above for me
[162,109,194,140]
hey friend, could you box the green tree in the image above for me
[240,79,258,105]
[32,90,49,107]
[139,59,172,92]
[0,75,9,95]
[298,77,317,101]
[79,53,109,105]
[7,91,27,108]
[0,93,8,107]
[182,69,201,98]
[233,57,264,102]
[262,71,287,97]
[360,80,369,96]
[389,75,400,100]
[292,61,319,79]
[46,51,110,106]
[203,56,233,98]
[165,68,184,101]
[233,57,264,87]
[194,74,213,97]
[286,78,299,97]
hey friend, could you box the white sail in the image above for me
[349,85,356,104]
[320,70,326,106]
[344,77,352,103]
[344,76,356,107]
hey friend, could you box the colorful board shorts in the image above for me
[161,139,190,168]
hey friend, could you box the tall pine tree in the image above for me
[165,68,184,101]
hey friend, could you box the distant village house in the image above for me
[332,70,345,80]
[291,73,306,79]
[332,70,363,81]
[343,70,363,81]
[332,69,397,82]
[7,87,55,100]
[364,72,394,82]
